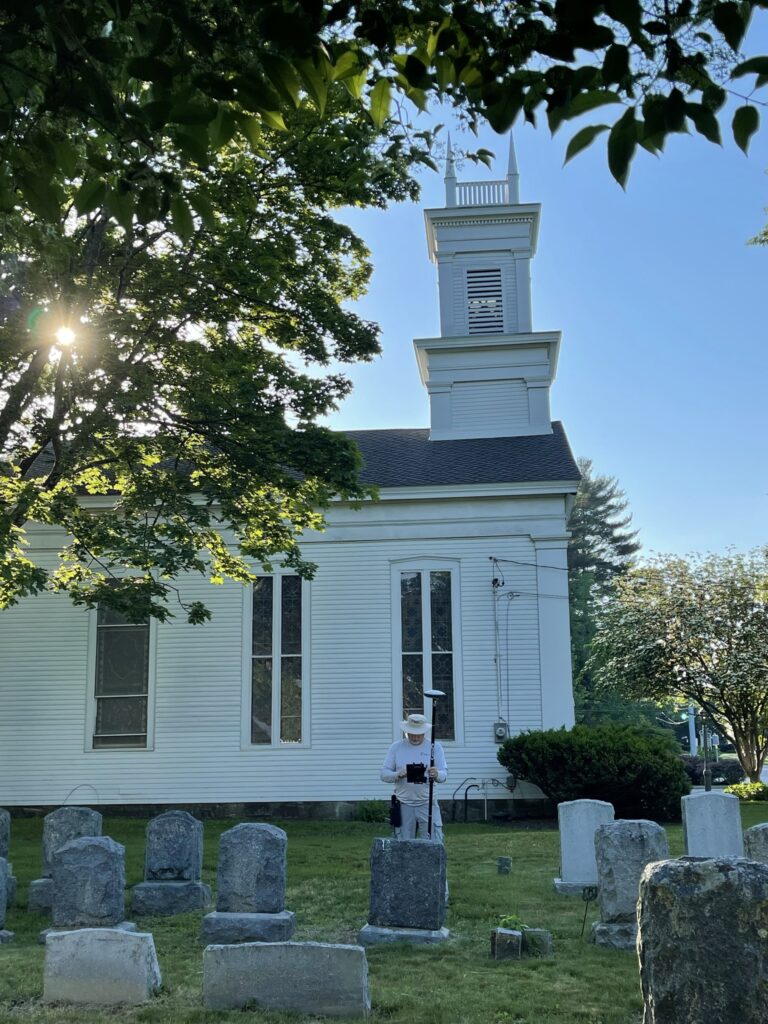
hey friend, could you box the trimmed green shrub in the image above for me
[723,782,768,801]
[497,724,691,821]
[681,755,745,786]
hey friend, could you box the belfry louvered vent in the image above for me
[466,268,504,334]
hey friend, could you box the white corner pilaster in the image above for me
[426,382,452,435]
[525,379,552,432]
[531,535,574,729]
[436,255,455,336]
[515,257,532,332]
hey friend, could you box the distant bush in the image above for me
[681,756,745,787]
[353,800,389,823]
[497,724,691,821]
[723,782,768,801]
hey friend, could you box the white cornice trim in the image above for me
[423,203,541,259]
[412,331,562,385]
[346,479,580,502]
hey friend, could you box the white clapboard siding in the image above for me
[451,379,529,434]
[0,496,571,806]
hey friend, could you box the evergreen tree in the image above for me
[568,458,643,725]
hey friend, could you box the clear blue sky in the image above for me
[325,25,768,559]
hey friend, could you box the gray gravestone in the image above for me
[43,929,161,1006]
[52,836,126,928]
[744,823,768,863]
[591,820,669,950]
[0,856,13,943]
[29,806,102,913]
[554,799,615,894]
[638,857,768,1023]
[203,941,370,1017]
[201,823,294,944]
[0,812,16,910]
[358,838,449,945]
[682,791,743,857]
[132,811,210,916]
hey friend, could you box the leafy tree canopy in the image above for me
[1,1,766,623]
[589,548,768,781]
[568,457,644,725]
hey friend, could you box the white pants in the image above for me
[397,801,444,844]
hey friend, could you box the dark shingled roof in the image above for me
[345,421,579,489]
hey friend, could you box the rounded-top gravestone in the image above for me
[744,822,768,864]
[638,857,768,1023]
[145,810,203,881]
[52,836,125,928]
[216,823,287,914]
[42,807,103,877]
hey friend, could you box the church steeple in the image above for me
[414,136,561,441]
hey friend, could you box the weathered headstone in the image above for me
[553,799,614,894]
[490,927,521,959]
[132,811,211,915]
[638,857,768,1023]
[682,791,744,857]
[203,941,370,1018]
[358,838,449,945]
[201,824,294,944]
[744,822,768,864]
[0,856,13,943]
[0,810,16,909]
[591,819,669,950]
[43,929,161,1005]
[51,837,127,930]
[29,806,102,913]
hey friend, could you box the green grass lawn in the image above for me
[2,804,767,1024]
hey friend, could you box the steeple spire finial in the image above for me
[445,134,457,206]
[507,133,520,204]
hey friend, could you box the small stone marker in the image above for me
[591,820,669,950]
[29,806,102,913]
[682,791,744,857]
[638,857,768,1023]
[203,941,370,1018]
[0,811,16,909]
[521,928,553,957]
[744,822,768,863]
[0,856,13,943]
[358,838,449,945]
[52,836,127,929]
[497,856,512,874]
[132,811,211,916]
[491,927,521,959]
[43,928,161,1005]
[201,823,294,944]
[554,799,614,895]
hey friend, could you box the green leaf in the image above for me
[190,191,216,230]
[607,108,637,187]
[73,177,107,215]
[170,194,194,241]
[485,82,524,133]
[564,124,609,164]
[732,105,759,153]
[209,106,238,149]
[297,57,329,116]
[712,1,749,50]
[330,50,361,81]
[237,115,262,148]
[262,54,302,107]
[341,69,368,100]
[369,79,391,128]
[17,172,63,222]
[685,103,721,144]
[434,55,456,90]
[126,56,175,85]
[568,91,623,118]
[54,139,79,178]
[256,107,287,132]
[731,56,768,79]
[602,45,630,85]
[106,187,134,230]
[175,128,210,165]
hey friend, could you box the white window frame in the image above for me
[240,572,311,749]
[84,604,157,753]
[390,558,464,745]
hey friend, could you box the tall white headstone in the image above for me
[682,791,744,857]
[554,799,614,895]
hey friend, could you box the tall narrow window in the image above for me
[93,603,150,748]
[467,267,504,334]
[251,575,304,745]
[399,569,456,740]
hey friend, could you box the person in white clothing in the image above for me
[380,712,448,843]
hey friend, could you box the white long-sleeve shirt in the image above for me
[380,737,448,806]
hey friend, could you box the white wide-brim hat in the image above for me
[401,713,431,735]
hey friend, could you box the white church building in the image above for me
[0,141,579,814]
